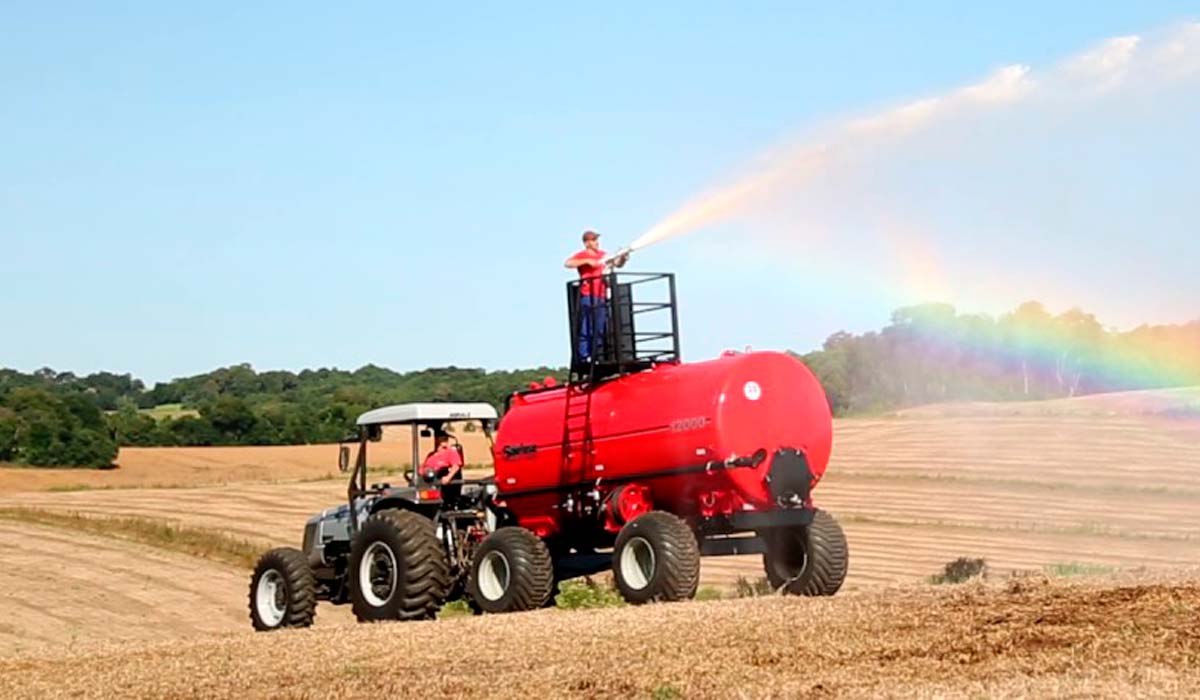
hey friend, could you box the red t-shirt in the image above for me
[423,445,463,471]
[569,248,608,297]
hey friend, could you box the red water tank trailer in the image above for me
[492,350,833,537]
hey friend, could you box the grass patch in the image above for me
[650,685,682,700]
[695,585,725,601]
[929,557,988,585]
[139,403,201,421]
[438,599,474,618]
[555,577,626,609]
[1043,562,1117,578]
[0,507,264,569]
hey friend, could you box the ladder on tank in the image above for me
[559,362,596,497]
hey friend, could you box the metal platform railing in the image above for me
[565,272,680,380]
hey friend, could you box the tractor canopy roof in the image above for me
[354,402,498,427]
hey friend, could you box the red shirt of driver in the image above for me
[568,248,608,297]
[423,444,463,472]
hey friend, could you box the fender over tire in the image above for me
[612,511,700,605]
[249,547,317,631]
[762,509,849,596]
[348,509,450,622]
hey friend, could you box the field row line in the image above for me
[829,470,1200,498]
[0,508,263,569]
[835,513,1196,542]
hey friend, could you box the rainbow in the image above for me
[885,304,1200,397]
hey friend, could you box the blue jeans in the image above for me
[579,295,608,360]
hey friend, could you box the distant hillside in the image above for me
[2,299,1197,466]
[0,365,563,467]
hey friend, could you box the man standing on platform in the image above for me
[564,230,626,363]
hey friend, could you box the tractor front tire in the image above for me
[468,527,554,613]
[612,511,700,604]
[762,509,848,596]
[349,509,450,622]
[249,547,317,631]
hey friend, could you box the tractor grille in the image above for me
[302,520,318,554]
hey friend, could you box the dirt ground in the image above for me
[1,572,1197,699]
[0,520,359,657]
[0,520,250,656]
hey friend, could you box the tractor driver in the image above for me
[564,230,628,362]
[422,430,464,500]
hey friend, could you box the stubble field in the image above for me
[0,388,1197,696]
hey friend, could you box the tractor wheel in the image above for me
[249,547,317,631]
[762,509,849,596]
[467,527,554,613]
[612,511,700,605]
[349,509,450,622]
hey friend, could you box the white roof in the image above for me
[355,402,499,426]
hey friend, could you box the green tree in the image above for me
[0,407,21,462]
[202,396,258,443]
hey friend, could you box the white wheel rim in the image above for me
[620,536,656,590]
[255,569,287,626]
[477,551,510,602]
[359,541,398,607]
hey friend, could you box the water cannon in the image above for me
[602,246,634,268]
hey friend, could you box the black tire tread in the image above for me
[763,509,848,596]
[350,509,451,622]
[249,546,317,631]
[468,527,554,613]
[614,511,701,604]
[801,510,849,595]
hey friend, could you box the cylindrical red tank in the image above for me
[492,351,832,533]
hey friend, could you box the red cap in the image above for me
[582,230,600,241]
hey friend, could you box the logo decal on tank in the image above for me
[743,381,762,401]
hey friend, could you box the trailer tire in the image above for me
[349,509,450,622]
[249,547,316,631]
[468,527,554,613]
[762,509,848,596]
[613,511,700,604]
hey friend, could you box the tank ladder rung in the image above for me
[560,370,596,485]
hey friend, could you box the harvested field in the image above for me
[1,573,1198,698]
[0,520,249,656]
[0,518,358,656]
[0,388,1196,661]
[5,390,1195,590]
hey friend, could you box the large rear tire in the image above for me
[468,527,554,613]
[762,509,848,596]
[349,510,450,622]
[249,547,316,631]
[612,511,700,604]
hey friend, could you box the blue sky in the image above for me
[3,2,1196,383]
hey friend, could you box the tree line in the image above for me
[0,365,564,468]
[1,301,1196,467]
